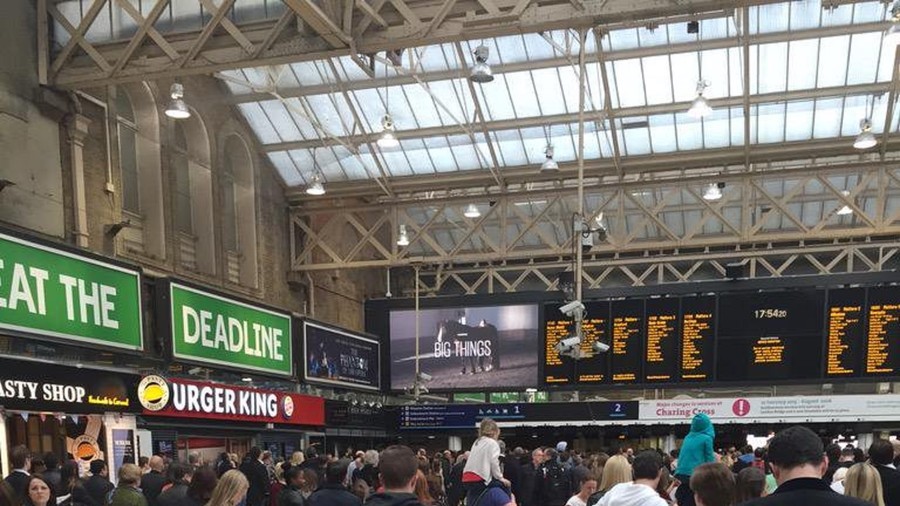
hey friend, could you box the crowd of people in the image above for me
[1,416,899,506]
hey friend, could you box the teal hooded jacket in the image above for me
[674,413,716,477]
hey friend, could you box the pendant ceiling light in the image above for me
[305,173,325,196]
[687,80,712,118]
[470,45,495,83]
[837,190,854,216]
[378,114,399,148]
[165,83,191,119]
[463,203,481,219]
[854,118,877,150]
[397,224,410,246]
[703,182,724,201]
[541,144,559,172]
[885,1,900,47]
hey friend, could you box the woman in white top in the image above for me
[462,419,511,505]
[567,471,599,506]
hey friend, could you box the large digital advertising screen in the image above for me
[389,304,539,391]
[303,320,381,391]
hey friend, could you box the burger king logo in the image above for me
[138,375,170,412]
[281,395,294,420]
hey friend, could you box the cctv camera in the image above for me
[581,229,594,250]
[559,300,585,317]
[595,225,608,242]
[555,335,582,357]
[592,340,610,354]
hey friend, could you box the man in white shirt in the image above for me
[594,451,668,506]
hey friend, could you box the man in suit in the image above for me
[239,447,269,506]
[140,455,168,506]
[4,445,31,501]
[870,439,900,506]
[84,460,115,506]
[740,426,870,506]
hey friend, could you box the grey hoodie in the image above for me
[593,482,668,506]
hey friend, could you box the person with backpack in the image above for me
[535,448,572,506]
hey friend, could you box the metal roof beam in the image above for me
[224,21,887,103]
[285,141,900,203]
[48,0,885,88]
[262,82,891,152]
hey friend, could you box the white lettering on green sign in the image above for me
[170,283,292,376]
[181,307,284,361]
[0,233,142,350]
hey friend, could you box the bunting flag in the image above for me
[20,412,28,422]
[70,414,79,425]
[39,413,46,422]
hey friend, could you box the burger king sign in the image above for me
[138,376,324,426]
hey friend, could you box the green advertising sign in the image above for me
[0,232,142,350]
[169,283,293,377]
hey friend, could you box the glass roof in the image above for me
[209,0,898,188]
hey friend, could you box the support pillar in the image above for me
[67,113,91,248]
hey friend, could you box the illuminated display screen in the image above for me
[825,288,865,378]
[537,288,900,387]
[866,287,900,377]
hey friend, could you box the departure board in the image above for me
[538,286,900,388]
[644,298,679,382]
[610,299,644,383]
[680,296,716,382]
[825,288,865,377]
[866,288,900,376]
[542,302,609,385]
[543,310,576,385]
[577,302,610,383]
[717,290,824,381]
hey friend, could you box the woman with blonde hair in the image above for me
[205,470,249,506]
[588,455,632,505]
[462,418,510,504]
[844,463,885,506]
[290,452,304,467]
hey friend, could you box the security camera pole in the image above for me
[414,264,421,401]
[575,28,587,343]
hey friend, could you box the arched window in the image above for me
[170,111,215,276]
[222,135,258,287]
[116,92,139,214]
[172,122,193,235]
[115,84,165,260]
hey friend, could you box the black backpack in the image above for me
[543,463,570,503]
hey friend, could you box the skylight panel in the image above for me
[670,53,700,102]
[847,32,883,85]
[237,103,281,144]
[816,36,851,88]
[789,0,821,30]
[757,43,788,93]
[642,55,673,105]
[266,152,304,186]
[505,70,542,118]
[649,114,677,153]
[785,101,815,142]
[786,39,818,91]
[704,109,731,148]
[757,103,786,144]
[812,98,843,139]
[532,68,567,115]
[612,59,646,107]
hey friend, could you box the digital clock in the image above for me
[755,309,788,319]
